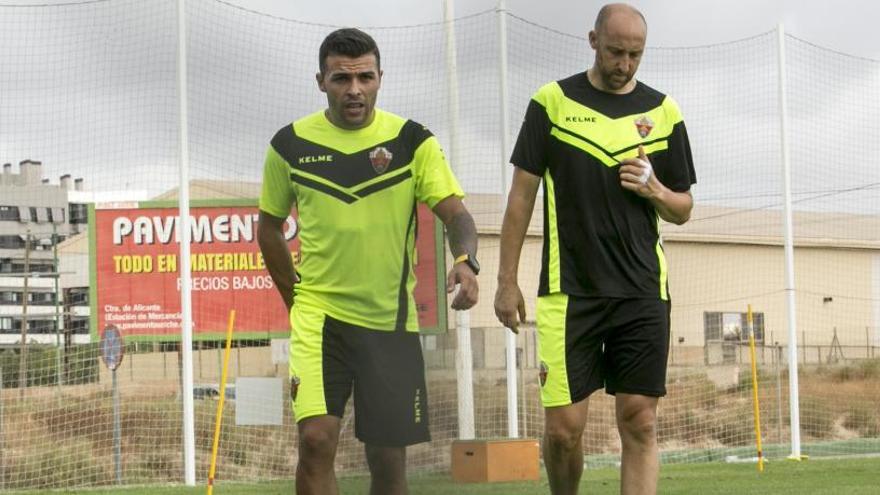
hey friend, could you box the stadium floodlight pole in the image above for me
[443,0,475,441]
[777,23,802,461]
[177,0,196,485]
[497,0,519,439]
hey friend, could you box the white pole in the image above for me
[497,0,518,439]
[177,0,196,485]
[53,224,63,390]
[777,23,801,460]
[444,0,475,440]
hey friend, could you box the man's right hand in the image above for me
[494,282,526,334]
[257,210,298,314]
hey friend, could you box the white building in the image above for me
[0,160,92,345]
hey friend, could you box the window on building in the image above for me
[68,317,89,334]
[29,319,56,334]
[0,291,21,304]
[51,207,64,224]
[66,287,89,306]
[69,203,88,224]
[0,236,25,249]
[29,292,55,305]
[30,262,54,273]
[29,207,38,223]
[0,317,13,331]
[32,237,53,252]
[0,206,20,221]
[704,311,765,343]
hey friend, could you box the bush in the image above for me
[0,345,99,388]
[843,404,880,437]
[66,344,100,385]
[0,347,58,387]
[668,373,718,409]
[799,397,835,439]
[712,402,756,446]
[812,359,880,383]
[855,359,880,380]
[734,367,777,394]
[125,450,180,484]
[658,404,706,444]
[4,439,111,489]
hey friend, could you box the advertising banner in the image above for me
[89,200,446,341]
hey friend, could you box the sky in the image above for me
[2,0,876,58]
[232,0,880,59]
[1,0,878,226]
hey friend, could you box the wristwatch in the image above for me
[454,253,480,275]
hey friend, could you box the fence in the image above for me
[0,0,879,489]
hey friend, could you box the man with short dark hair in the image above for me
[494,4,696,494]
[258,27,479,495]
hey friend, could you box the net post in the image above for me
[177,0,196,484]
[443,0,475,440]
[777,22,802,461]
[497,0,519,439]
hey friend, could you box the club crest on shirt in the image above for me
[369,146,393,174]
[634,115,654,138]
[539,361,549,387]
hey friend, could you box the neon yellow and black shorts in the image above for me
[536,293,671,407]
[289,303,430,447]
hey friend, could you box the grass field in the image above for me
[12,456,880,494]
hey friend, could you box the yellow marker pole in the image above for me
[747,305,765,472]
[207,309,235,494]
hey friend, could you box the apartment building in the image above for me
[0,160,89,346]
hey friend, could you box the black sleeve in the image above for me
[653,120,696,193]
[510,99,550,177]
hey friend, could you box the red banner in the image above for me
[90,202,444,341]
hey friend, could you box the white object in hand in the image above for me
[634,158,652,184]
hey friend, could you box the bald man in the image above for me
[495,4,696,494]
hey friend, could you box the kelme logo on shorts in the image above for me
[290,376,300,401]
[414,388,422,424]
[369,146,393,174]
[539,361,549,387]
[634,115,654,138]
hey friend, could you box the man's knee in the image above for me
[298,422,339,462]
[366,445,405,470]
[617,400,658,445]
[544,401,589,454]
[545,422,583,453]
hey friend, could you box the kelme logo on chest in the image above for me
[298,154,334,165]
[369,146,393,174]
[565,115,596,123]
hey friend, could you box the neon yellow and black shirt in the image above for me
[511,73,696,300]
[259,109,463,331]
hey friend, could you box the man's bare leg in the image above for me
[616,393,660,495]
[544,397,590,495]
[296,415,341,495]
[365,444,408,495]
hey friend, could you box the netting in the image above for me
[0,0,878,490]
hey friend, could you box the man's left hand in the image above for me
[619,145,656,198]
[446,262,478,311]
